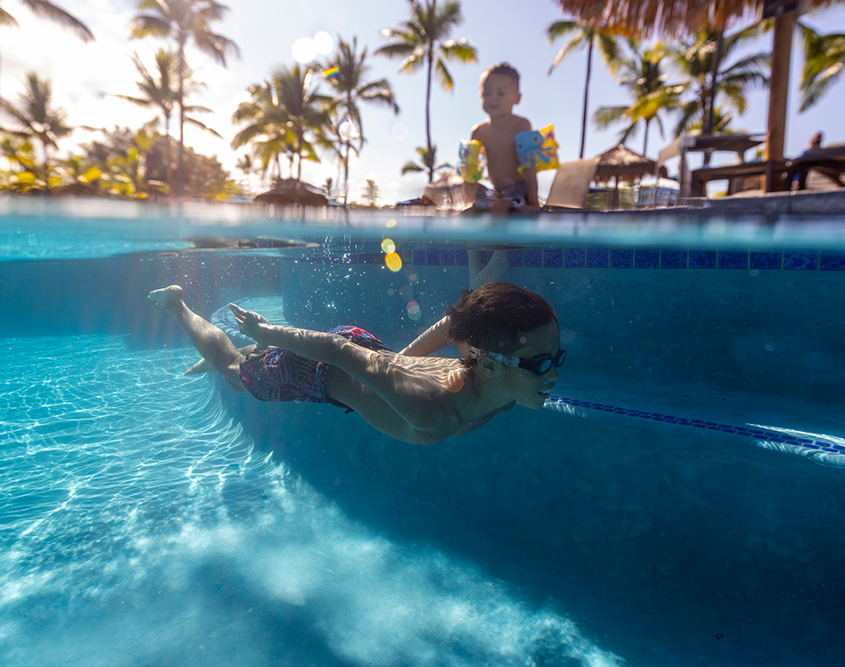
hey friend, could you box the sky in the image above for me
[1,0,844,203]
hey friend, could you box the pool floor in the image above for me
[1,335,627,667]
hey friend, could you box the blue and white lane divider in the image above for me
[544,395,845,467]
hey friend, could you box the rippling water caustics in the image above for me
[0,335,621,667]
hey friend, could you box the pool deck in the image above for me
[594,189,845,218]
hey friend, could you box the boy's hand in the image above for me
[229,304,272,345]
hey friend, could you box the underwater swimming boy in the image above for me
[149,282,564,446]
[465,62,540,214]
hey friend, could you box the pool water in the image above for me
[1,201,844,666]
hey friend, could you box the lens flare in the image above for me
[381,238,396,254]
[392,123,408,140]
[323,66,339,79]
[292,37,317,63]
[314,31,334,55]
[385,252,402,272]
[406,300,422,320]
[385,219,397,228]
[338,120,357,141]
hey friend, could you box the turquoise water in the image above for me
[2,200,845,666]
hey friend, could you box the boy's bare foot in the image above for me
[148,285,184,311]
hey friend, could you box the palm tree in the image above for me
[401,145,450,176]
[376,0,477,183]
[547,20,621,159]
[0,1,94,104]
[658,26,769,140]
[0,132,37,191]
[130,0,238,197]
[362,178,379,205]
[594,44,683,156]
[0,72,71,192]
[231,65,332,183]
[325,35,398,204]
[109,49,221,188]
[798,23,845,112]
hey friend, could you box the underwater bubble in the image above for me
[403,264,418,283]
[385,253,402,273]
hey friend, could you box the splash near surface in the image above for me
[0,335,622,667]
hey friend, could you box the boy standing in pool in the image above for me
[149,282,564,446]
[464,62,540,215]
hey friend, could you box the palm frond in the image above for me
[20,0,94,42]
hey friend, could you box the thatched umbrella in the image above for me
[593,144,657,208]
[554,0,837,190]
[253,178,328,207]
[422,170,466,210]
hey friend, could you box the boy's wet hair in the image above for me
[447,282,557,360]
[481,62,520,87]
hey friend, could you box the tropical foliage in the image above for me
[323,36,398,204]
[0,0,94,102]
[547,20,622,158]
[376,0,477,183]
[0,72,72,192]
[401,145,450,177]
[129,0,238,196]
[109,49,221,186]
[231,65,332,182]
[799,23,845,111]
[657,25,770,138]
[593,43,684,156]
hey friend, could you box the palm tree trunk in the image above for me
[700,87,713,166]
[177,39,186,198]
[425,46,434,183]
[164,115,172,189]
[296,125,303,181]
[580,37,593,160]
[643,119,650,157]
[42,141,50,195]
[706,30,725,136]
[343,138,351,205]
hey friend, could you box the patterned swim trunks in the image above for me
[239,325,391,410]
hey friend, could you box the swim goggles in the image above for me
[469,345,567,375]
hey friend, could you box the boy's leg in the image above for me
[469,248,509,289]
[148,285,248,392]
[185,345,256,376]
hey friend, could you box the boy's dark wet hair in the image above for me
[447,282,557,360]
[481,62,520,88]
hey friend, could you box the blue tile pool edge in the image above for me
[291,248,845,271]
